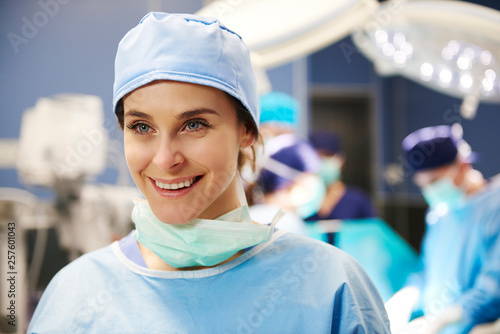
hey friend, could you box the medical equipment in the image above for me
[353,0,500,119]
[0,94,140,333]
[16,94,107,187]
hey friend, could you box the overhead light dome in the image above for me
[353,0,500,119]
[197,0,379,69]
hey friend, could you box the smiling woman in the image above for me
[27,12,390,333]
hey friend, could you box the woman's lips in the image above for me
[155,177,196,190]
[150,175,202,198]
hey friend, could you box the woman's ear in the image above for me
[239,123,256,149]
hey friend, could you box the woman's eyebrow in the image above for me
[175,108,220,120]
[124,110,153,121]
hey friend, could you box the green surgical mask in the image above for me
[422,177,466,210]
[132,200,282,268]
[289,175,326,219]
[319,157,341,185]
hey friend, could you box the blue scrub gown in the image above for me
[307,187,376,221]
[28,229,390,333]
[415,182,500,333]
[307,187,376,245]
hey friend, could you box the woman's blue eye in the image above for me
[138,124,150,132]
[126,122,152,135]
[186,121,201,130]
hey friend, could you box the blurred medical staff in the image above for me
[249,134,325,235]
[388,125,500,334]
[241,91,300,186]
[306,131,377,244]
[258,91,300,140]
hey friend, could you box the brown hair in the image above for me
[115,92,261,175]
[224,92,261,177]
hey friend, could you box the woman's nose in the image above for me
[152,136,185,171]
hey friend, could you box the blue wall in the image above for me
[309,35,374,86]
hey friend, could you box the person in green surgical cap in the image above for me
[306,131,377,245]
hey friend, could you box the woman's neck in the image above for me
[137,241,246,271]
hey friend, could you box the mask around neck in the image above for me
[131,199,283,268]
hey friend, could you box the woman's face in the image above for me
[123,81,254,224]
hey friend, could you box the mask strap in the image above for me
[269,209,286,229]
[262,157,303,181]
[234,171,249,207]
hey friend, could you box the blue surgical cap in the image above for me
[259,135,321,194]
[113,12,259,130]
[402,125,471,172]
[309,131,341,155]
[258,92,300,128]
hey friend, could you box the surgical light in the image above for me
[480,50,493,66]
[420,62,434,80]
[459,73,474,91]
[353,0,500,120]
[375,29,389,44]
[197,0,379,69]
[383,43,396,57]
[485,69,496,81]
[439,68,453,85]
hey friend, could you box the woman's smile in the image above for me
[149,175,203,198]
[153,176,198,190]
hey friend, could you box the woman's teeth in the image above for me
[155,178,195,190]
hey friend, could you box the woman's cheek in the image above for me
[125,140,152,172]
[200,137,238,173]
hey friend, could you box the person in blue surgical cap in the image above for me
[27,12,390,333]
[249,134,324,235]
[240,91,300,185]
[388,125,500,334]
[306,131,377,244]
[258,91,301,140]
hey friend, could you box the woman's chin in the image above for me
[151,205,202,224]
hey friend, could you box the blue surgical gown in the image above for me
[415,182,500,333]
[28,229,390,333]
[307,187,376,222]
[306,186,377,244]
